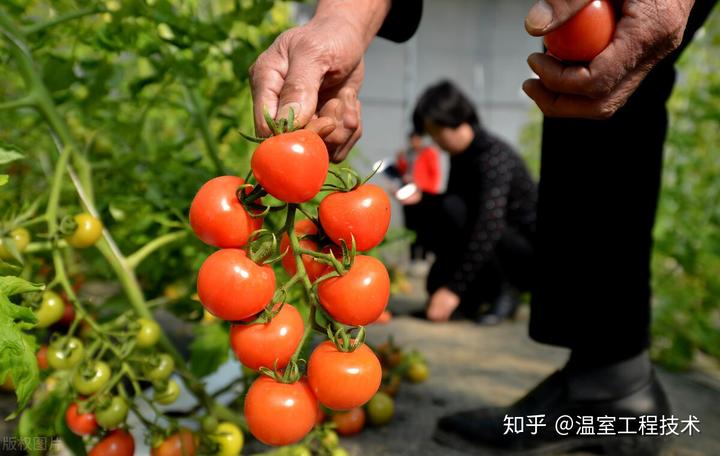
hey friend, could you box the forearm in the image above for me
[314,0,392,49]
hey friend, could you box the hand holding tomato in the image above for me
[523,0,695,119]
[249,1,392,161]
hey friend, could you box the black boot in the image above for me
[476,287,520,325]
[433,351,670,455]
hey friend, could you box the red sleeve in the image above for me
[413,147,442,194]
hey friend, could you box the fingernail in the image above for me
[276,102,301,122]
[526,0,554,32]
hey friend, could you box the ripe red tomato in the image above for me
[89,429,135,456]
[151,429,197,456]
[65,402,98,436]
[251,130,328,203]
[36,345,49,370]
[197,249,276,321]
[58,300,76,326]
[544,0,615,62]
[308,341,382,410]
[332,408,366,436]
[280,219,327,281]
[317,255,390,326]
[319,184,391,251]
[244,376,318,446]
[230,304,304,370]
[190,176,263,248]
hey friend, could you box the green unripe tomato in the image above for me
[136,318,161,348]
[72,360,111,395]
[145,354,175,382]
[35,291,65,328]
[154,379,180,405]
[47,337,84,370]
[96,396,129,429]
[0,228,30,259]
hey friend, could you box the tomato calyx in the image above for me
[239,107,299,143]
[258,359,303,384]
[245,229,285,266]
[323,164,381,193]
[58,215,79,236]
[326,326,366,353]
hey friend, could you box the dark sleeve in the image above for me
[446,143,515,296]
[377,0,423,43]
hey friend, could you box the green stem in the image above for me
[186,85,224,175]
[22,7,105,35]
[286,205,322,362]
[0,95,36,111]
[126,231,188,269]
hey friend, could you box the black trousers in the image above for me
[529,0,718,359]
[407,194,534,308]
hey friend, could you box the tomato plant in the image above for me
[318,255,391,326]
[230,303,304,370]
[65,402,98,436]
[544,0,616,62]
[331,408,366,436]
[307,341,382,410]
[197,249,276,321]
[211,421,244,456]
[151,429,197,456]
[0,227,30,259]
[251,130,329,203]
[47,337,84,370]
[406,361,430,383]
[144,354,175,382]
[154,380,181,405]
[190,176,262,248]
[34,291,65,328]
[72,360,111,395]
[136,318,161,348]
[244,376,318,446]
[36,345,49,370]
[89,429,135,456]
[95,396,129,429]
[366,392,394,426]
[319,184,391,251]
[280,219,328,281]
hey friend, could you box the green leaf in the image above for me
[0,276,44,297]
[0,175,8,186]
[0,276,43,417]
[0,149,23,165]
[189,322,229,378]
[0,259,21,276]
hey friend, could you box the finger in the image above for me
[525,0,593,36]
[305,116,337,138]
[528,52,624,100]
[522,75,635,119]
[250,46,287,137]
[331,99,362,163]
[275,48,328,129]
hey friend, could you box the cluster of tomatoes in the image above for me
[189,125,393,447]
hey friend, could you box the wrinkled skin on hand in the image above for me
[250,18,366,162]
[524,0,695,119]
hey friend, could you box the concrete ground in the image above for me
[339,291,720,456]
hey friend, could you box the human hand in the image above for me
[250,1,391,161]
[523,0,694,119]
[426,287,461,322]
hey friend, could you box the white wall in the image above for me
[356,0,540,170]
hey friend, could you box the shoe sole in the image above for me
[432,428,668,456]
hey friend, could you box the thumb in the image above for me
[275,56,326,129]
[525,0,594,36]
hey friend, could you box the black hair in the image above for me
[412,80,480,134]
